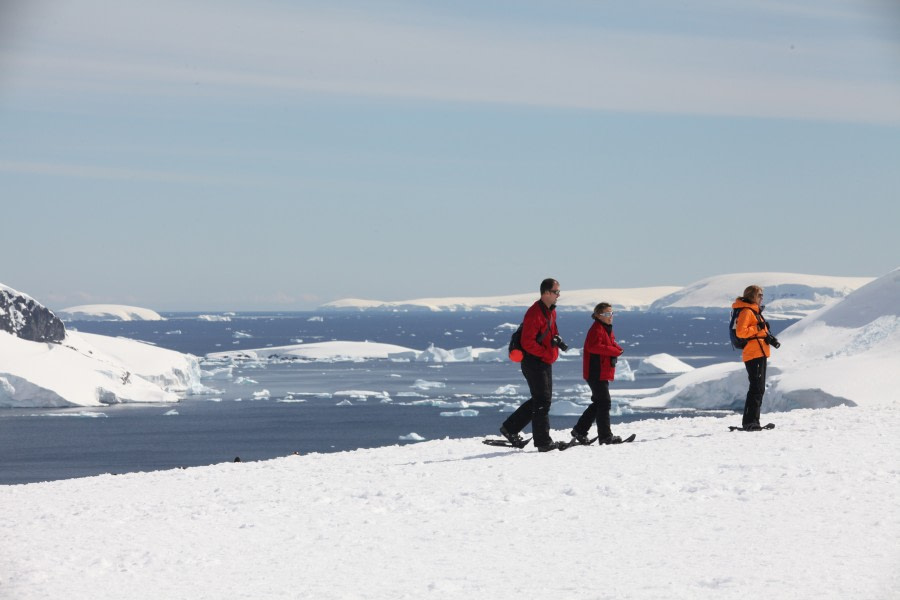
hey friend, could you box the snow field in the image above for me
[1,404,897,599]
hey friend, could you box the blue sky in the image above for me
[1,0,899,310]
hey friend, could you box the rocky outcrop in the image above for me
[0,285,66,343]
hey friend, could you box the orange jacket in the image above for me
[732,299,771,362]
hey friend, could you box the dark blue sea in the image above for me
[0,311,795,485]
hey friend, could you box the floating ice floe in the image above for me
[398,432,425,441]
[334,390,391,401]
[202,366,234,380]
[494,384,518,395]
[198,315,231,322]
[549,400,586,416]
[206,340,515,364]
[440,409,479,417]
[635,354,694,375]
[411,379,445,391]
[42,411,108,418]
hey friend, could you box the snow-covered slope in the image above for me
[0,331,202,408]
[648,272,872,318]
[1,406,897,599]
[58,304,165,321]
[632,268,899,411]
[321,286,680,312]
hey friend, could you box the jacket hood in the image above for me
[732,298,759,311]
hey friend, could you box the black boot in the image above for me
[570,430,591,445]
[536,440,567,452]
[500,425,527,448]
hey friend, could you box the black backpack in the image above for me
[508,324,525,361]
[508,315,553,361]
[729,306,763,350]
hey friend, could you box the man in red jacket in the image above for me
[499,278,568,452]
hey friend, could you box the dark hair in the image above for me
[540,278,558,294]
[593,302,612,317]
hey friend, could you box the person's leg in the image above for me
[521,360,553,447]
[573,380,604,436]
[501,399,533,436]
[591,380,612,439]
[743,357,766,427]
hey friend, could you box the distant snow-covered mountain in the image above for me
[321,286,682,313]
[58,304,165,321]
[648,272,873,319]
[321,273,873,318]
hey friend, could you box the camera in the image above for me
[765,334,781,349]
[552,335,569,352]
[610,356,617,367]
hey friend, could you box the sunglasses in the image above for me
[549,289,561,296]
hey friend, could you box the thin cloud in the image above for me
[4,1,900,124]
[0,159,251,185]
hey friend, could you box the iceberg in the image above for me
[439,409,479,417]
[635,354,695,375]
[209,340,418,362]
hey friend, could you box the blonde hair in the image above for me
[741,285,763,302]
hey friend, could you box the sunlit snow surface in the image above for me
[1,406,897,599]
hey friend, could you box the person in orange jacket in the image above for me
[571,302,624,444]
[732,285,779,430]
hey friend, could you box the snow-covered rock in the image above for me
[0,283,66,342]
[58,304,165,321]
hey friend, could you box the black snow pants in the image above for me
[573,379,612,439]
[743,356,767,427]
[502,356,553,447]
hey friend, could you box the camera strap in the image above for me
[534,304,554,346]
[743,307,769,354]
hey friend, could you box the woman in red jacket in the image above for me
[572,302,624,445]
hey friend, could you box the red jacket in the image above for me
[521,300,559,364]
[582,319,623,381]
